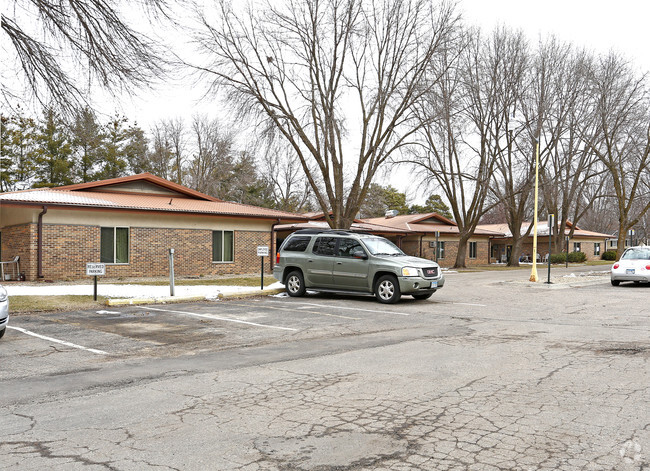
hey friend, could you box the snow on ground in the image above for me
[6,282,285,299]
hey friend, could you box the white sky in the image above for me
[111,0,650,130]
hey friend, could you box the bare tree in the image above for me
[585,53,650,258]
[148,122,173,179]
[262,142,312,213]
[483,28,534,267]
[193,0,459,228]
[2,0,168,115]
[408,28,501,268]
[166,118,186,185]
[186,115,235,196]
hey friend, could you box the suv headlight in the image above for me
[401,267,419,277]
[0,286,7,302]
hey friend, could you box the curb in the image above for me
[105,288,285,306]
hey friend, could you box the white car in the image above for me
[0,285,8,339]
[611,246,650,286]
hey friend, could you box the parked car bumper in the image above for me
[272,265,284,283]
[398,274,445,294]
[0,299,8,331]
[611,272,650,283]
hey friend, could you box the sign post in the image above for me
[169,248,175,297]
[546,214,554,284]
[435,231,440,263]
[257,246,269,290]
[86,263,106,301]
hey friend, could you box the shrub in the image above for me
[550,253,566,264]
[602,250,617,261]
[550,252,587,263]
[568,251,587,263]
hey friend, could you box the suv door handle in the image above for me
[307,259,313,263]
[336,261,343,265]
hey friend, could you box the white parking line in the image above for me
[452,302,487,307]
[271,301,410,316]
[138,306,298,331]
[8,326,109,355]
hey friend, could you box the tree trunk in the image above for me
[454,234,471,269]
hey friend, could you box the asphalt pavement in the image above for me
[1,266,648,470]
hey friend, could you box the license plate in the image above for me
[626,269,635,274]
[431,281,437,288]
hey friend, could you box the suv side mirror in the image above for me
[352,249,368,260]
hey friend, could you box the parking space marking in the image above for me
[451,302,487,307]
[270,301,410,316]
[7,326,109,355]
[138,306,298,331]
[225,302,360,320]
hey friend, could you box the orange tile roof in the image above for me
[477,221,613,239]
[362,213,503,236]
[0,176,307,221]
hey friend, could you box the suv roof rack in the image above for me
[292,229,361,236]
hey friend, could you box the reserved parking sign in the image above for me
[86,263,106,276]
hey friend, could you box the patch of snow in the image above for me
[5,283,265,299]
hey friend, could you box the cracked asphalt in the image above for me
[1,266,648,470]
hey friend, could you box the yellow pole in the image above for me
[530,140,540,282]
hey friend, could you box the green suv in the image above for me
[273,230,445,303]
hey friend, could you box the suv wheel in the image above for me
[0,327,5,339]
[375,275,401,304]
[286,270,306,297]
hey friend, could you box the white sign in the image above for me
[257,246,269,257]
[86,263,106,276]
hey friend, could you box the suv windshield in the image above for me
[361,237,404,256]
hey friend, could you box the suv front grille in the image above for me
[422,267,438,278]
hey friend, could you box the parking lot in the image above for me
[1,267,648,470]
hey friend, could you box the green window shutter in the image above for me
[213,231,223,262]
[224,231,234,262]
[115,228,129,263]
[100,227,114,263]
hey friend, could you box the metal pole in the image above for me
[94,275,98,301]
[546,214,554,284]
[261,256,264,290]
[169,248,175,296]
[530,141,540,282]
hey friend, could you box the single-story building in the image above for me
[0,173,307,281]
[361,213,504,267]
[478,221,613,263]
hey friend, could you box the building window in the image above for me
[437,241,445,259]
[213,231,234,262]
[594,243,601,256]
[100,227,129,264]
[609,240,617,249]
[573,242,581,252]
[469,241,477,259]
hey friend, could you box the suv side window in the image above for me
[283,236,311,252]
[312,237,337,256]
[337,238,365,257]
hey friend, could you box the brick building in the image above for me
[0,174,306,281]
[478,221,613,263]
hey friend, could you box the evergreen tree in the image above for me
[124,125,149,175]
[409,194,453,219]
[33,109,73,187]
[71,107,104,182]
[0,112,37,191]
[97,115,129,179]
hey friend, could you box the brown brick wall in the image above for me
[0,223,37,280]
[398,236,490,267]
[24,224,272,281]
[494,237,606,263]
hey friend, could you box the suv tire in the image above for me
[375,274,401,304]
[285,270,306,297]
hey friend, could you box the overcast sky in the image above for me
[112,0,650,130]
